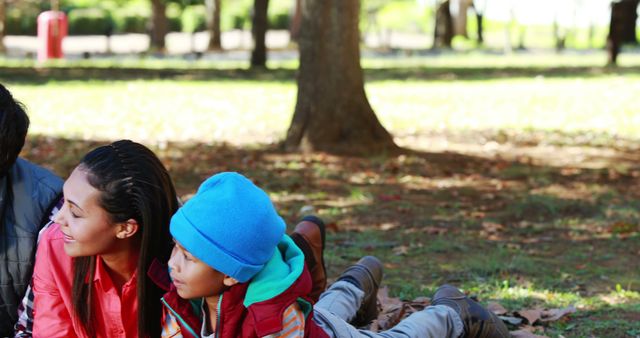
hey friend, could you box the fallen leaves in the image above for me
[368,287,431,332]
[481,221,506,240]
[608,221,639,235]
[368,289,577,337]
[487,302,508,315]
[540,305,577,322]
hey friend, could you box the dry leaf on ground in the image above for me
[541,305,577,322]
[516,309,543,325]
[487,302,508,315]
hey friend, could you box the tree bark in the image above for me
[472,0,484,44]
[0,0,6,54]
[290,0,302,41]
[149,0,168,52]
[621,0,639,44]
[250,0,269,68]
[433,0,453,49]
[453,0,471,38]
[607,0,640,64]
[206,0,222,51]
[285,0,397,155]
[475,12,484,44]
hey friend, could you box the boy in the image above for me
[160,172,509,338]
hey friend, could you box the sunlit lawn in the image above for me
[9,74,640,148]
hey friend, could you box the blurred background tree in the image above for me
[285,0,397,155]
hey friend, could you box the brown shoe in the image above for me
[291,216,326,302]
[432,284,510,338]
[336,256,383,327]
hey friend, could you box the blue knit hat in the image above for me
[170,172,286,283]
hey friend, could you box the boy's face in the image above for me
[168,240,238,299]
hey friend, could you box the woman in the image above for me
[31,140,179,338]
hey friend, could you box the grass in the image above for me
[5,55,640,336]
[5,72,640,148]
[4,49,640,69]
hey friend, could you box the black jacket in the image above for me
[0,158,62,336]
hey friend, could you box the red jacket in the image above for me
[151,241,330,338]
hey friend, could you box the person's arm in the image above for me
[31,225,78,338]
[262,303,305,338]
[14,199,63,338]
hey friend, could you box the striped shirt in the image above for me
[161,300,306,338]
[263,302,306,338]
[200,300,306,338]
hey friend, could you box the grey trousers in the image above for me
[312,281,464,338]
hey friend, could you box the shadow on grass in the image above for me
[23,135,640,303]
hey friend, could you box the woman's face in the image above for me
[54,167,122,257]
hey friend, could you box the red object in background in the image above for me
[37,11,68,61]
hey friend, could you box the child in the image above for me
[161,172,509,338]
[31,140,180,338]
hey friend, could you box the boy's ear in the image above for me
[115,219,139,239]
[223,276,239,287]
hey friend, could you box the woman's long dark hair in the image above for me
[72,140,178,338]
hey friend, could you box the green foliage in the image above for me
[217,0,292,31]
[5,8,38,35]
[269,13,290,30]
[267,0,292,30]
[181,5,207,33]
[221,0,252,30]
[111,10,149,33]
[167,2,183,32]
[68,8,113,35]
[377,1,431,33]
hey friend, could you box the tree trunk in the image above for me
[607,0,640,64]
[621,0,639,44]
[475,12,484,44]
[290,0,302,41]
[0,0,6,54]
[503,6,515,54]
[206,0,222,51]
[251,0,269,68]
[149,0,168,52]
[433,0,453,49]
[453,0,471,38]
[285,0,397,155]
[472,0,485,44]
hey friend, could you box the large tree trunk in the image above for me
[607,0,639,64]
[149,0,168,52]
[290,0,302,41]
[433,0,454,49]
[285,0,397,155]
[251,0,269,68]
[620,0,639,44]
[453,0,472,38]
[206,0,222,51]
[0,0,6,54]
